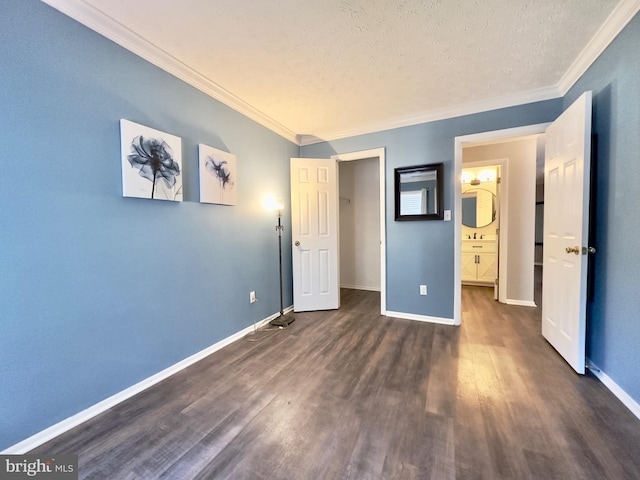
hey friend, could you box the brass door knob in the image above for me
[565,246,580,255]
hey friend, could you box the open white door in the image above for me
[290,158,339,312]
[542,91,593,374]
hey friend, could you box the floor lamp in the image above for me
[269,198,295,327]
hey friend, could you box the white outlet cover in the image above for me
[420,285,427,295]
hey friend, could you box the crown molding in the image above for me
[299,85,561,146]
[558,0,640,95]
[41,0,640,147]
[40,0,299,144]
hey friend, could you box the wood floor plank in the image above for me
[31,284,640,479]
[425,324,459,418]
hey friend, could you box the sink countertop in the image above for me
[463,237,495,242]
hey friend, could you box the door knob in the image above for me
[565,246,580,255]
[295,241,300,246]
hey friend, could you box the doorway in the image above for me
[461,161,503,301]
[338,159,380,289]
[454,124,550,325]
[332,148,386,314]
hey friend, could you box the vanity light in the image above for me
[478,170,496,183]
[461,171,474,184]
[461,169,496,185]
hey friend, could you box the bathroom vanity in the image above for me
[461,238,496,285]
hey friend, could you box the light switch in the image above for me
[420,285,427,295]
[444,210,451,221]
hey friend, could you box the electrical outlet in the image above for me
[420,285,427,296]
[250,291,256,303]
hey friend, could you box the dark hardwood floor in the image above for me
[33,286,640,479]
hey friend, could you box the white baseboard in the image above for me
[2,307,293,455]
[341,284,381,292]
[385,310,455,326]
[587,359,640,421]
[505,299,537,307]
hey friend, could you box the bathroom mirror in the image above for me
[395,163,444,221]
[462,188,496,228]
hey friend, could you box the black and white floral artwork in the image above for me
[120,120,183,201]
[199,144,236,205]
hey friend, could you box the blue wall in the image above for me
[565,12,640,402]
[0,1,297,450]
[302,101,561,319]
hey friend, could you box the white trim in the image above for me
[385,310,455,326]
[454,123,551,325]
[1,307,292,455]
[558,0,640,95]
[332,148,387,315]
[587,360,640,421]
[505,299,537,307]
[40,0,298,144]
[341,284,381,292]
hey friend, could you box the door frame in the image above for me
[331,148,386,315]
[453,124,550,325]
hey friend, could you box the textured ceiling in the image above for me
[45,0,636,143]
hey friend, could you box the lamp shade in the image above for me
[264,195,284,211]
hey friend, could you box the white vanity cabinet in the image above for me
[461,240,496,285]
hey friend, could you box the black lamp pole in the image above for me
[270,208,295,327]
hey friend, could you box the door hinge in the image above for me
[497,177,502,184]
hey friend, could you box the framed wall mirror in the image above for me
[395,162,444,221]
[462,188,496,228]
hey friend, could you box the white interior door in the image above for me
[542,91,592,374]
[290,158,339,312]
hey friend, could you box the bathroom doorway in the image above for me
[454,125,546,324]
[461,162,503,300]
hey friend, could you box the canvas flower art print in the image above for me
[120,120,183,201]
[199,144,237,205]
